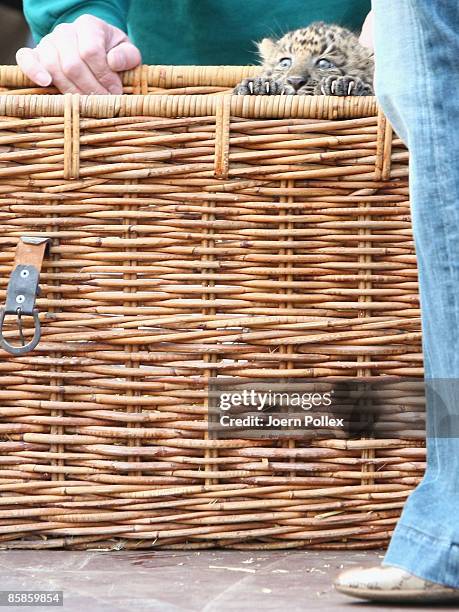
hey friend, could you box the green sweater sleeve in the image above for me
[23,0,130,42]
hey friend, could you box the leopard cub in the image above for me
[234,22,374,96]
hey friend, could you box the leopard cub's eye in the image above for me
[316,58,335,69]
[278,57,292,69]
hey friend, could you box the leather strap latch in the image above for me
[0,237,50,356]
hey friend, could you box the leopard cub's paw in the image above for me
[315,75,373,96]
[233,76,288,95]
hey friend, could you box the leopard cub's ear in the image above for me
[257,37,278,61]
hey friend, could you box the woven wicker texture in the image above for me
[0,66,423,551]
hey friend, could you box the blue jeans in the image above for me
[373,0,459,588]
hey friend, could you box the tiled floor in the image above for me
[0,549,455,611]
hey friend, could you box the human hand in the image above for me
[16,14,141,94]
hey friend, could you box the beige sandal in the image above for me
[334,565,459,604]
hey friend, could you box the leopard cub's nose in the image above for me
[286,76,307,90]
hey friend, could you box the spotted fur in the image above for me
[234,22,374,96]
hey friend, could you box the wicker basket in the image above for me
[0,65,424,551]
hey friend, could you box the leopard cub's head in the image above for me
[258,22,373,94]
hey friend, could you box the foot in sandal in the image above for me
[334,565,459,604]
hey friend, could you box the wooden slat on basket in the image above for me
[0,64,261,95]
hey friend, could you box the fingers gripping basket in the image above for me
[0,65,424,550]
